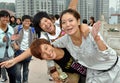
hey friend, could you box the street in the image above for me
[0,57,54,83]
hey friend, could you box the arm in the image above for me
[91,21,107,51]
[94,35,107,51]
[0,48,32,68]
[52,35,67,48]
[68,0,78,10]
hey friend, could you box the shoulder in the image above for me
[7,24,14,33]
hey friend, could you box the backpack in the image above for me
[17,25,35,34]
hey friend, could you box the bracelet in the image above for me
[49,67,57,74]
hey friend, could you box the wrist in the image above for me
[49,66,57,74]
[94,35,100,42]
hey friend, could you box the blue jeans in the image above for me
[0,59,16,83]
[3,65,16,83]
[1,68,7,80]
[16,61,30,83]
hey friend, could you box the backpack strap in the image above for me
[31,27,35,34]
[17,25,22,34]
[17,25,35,34]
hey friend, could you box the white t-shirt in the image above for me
[47,24,61,41]
[20,29,29,50]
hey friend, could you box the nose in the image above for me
[66,21,70,26]
[45,50,51,56]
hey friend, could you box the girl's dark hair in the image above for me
[33,11,51,38]
[0,10,10,18]
[10,16,16,23]
[30,39,50,59]
[60,9,80,28]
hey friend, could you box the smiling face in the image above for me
[40,17,55,34]
[60,9,81,36]
[40,44,57,60]
[61,13,80,35]
[22,19,31,28]
[0,16,9,25]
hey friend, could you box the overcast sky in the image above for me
[0,0,117,9]
[0,0,15,3]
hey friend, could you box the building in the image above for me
[15,0,109,23]
[109,14,120,24]
[15,0,66,17]
[77,0,109,23]
[116,0,120,13]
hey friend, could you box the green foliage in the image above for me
[0,2,15,12]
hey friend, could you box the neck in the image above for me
[54,48,64,60]
[49,26,56,35]
[70,29,82,46]
[0,23,7,31]
[71,29,81,41]
[23,26,29,30]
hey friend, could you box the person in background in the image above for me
[54,14,60,21]
[9,16,16,28]
[82,19,88,24]
[13,15,36,83]
[16,18,22,25]
[88,16,95,26]
[0,10,16,83]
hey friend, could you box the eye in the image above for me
[45,19,48,22]
[69,19,73,22]
[62,21,66,24]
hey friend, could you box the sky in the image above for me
[0,0,15,3]
[109,0,117,8]
[0,0,117,9]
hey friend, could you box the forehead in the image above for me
[40,17,50,22]
[23,19,31,22]
[61,13,74,20]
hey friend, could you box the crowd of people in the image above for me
[0,0,119,83]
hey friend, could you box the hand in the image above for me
[51,71,62,83]
[3,36,7,42]
[11,34,20,40]
[92,21,101,39]
[0,59,15,68]
[12,42,20,50]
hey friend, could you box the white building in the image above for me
[109,14,120,24]
[77,0,109,23]
[15,0,66,17]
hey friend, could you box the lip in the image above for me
[46,25,52,31]
[66,28,73,32]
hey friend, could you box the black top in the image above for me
[54,48,86,76]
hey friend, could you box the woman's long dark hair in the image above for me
[33,11,51,38]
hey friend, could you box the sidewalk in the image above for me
[0,57,53,83]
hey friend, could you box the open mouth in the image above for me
[66,28,73,32]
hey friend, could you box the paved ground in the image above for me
[0,57,54,83]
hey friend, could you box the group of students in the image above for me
[0,10,36,83]
[0,0,120,83]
